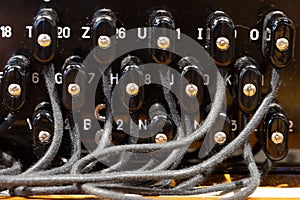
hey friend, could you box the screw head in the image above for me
[185,84,198,97]
[94,104,106,121]
[37,34,52,47]
[68,83,81,96]
[38,131,51,144]
[271,131,284,144]
[8,83,22,97]
[216,37,230,51]
[157,36,170,50]
[98,35,111,49]
[243,83,257,97]
[276,37,289,51]
[214,131,227,144]
[126,83,139,96]
[155,133,168,144]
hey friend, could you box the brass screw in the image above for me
[276,37,289,51]
[185,84,198,97]
[157,36,170,50]
[37,34,52,47]
[98,35,111,49]
[271,131,284,144]
[8,83,21,97]
[216,37,230,51]
[243,83,256,97]
[214,131,227,144]
[38,131,51,143]
[155,133,168,144]
[126,83,139,96]
[68,83,81,96]
[94,104,106,121]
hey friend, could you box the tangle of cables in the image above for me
[0,62,281,200]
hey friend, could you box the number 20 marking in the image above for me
[58,27,71,39]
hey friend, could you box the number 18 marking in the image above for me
[0,26,12,38]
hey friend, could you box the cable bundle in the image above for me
[0,64,281,200]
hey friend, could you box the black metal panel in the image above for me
[0,0,299,170]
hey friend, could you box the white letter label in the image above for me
[138,119,148,130]
[138,27,147,39]
[110,73,119,85]
[84,119,92,130]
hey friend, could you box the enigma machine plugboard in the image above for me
[0,0,299,199]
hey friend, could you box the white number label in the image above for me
[250,29,259,41]
[116,119,124,130]
[0,72,3,84]
[145,74,151,85]
[203,74,210,85]
[176,28,181,39]
[58,27,71,39]
[88,73,95,84]
[0,26,12,38]
[231,120,237,132]
[289,120,294,132]
[117,27,126,39]
[32,72,40,84]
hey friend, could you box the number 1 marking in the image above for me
[27,118,32,130]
